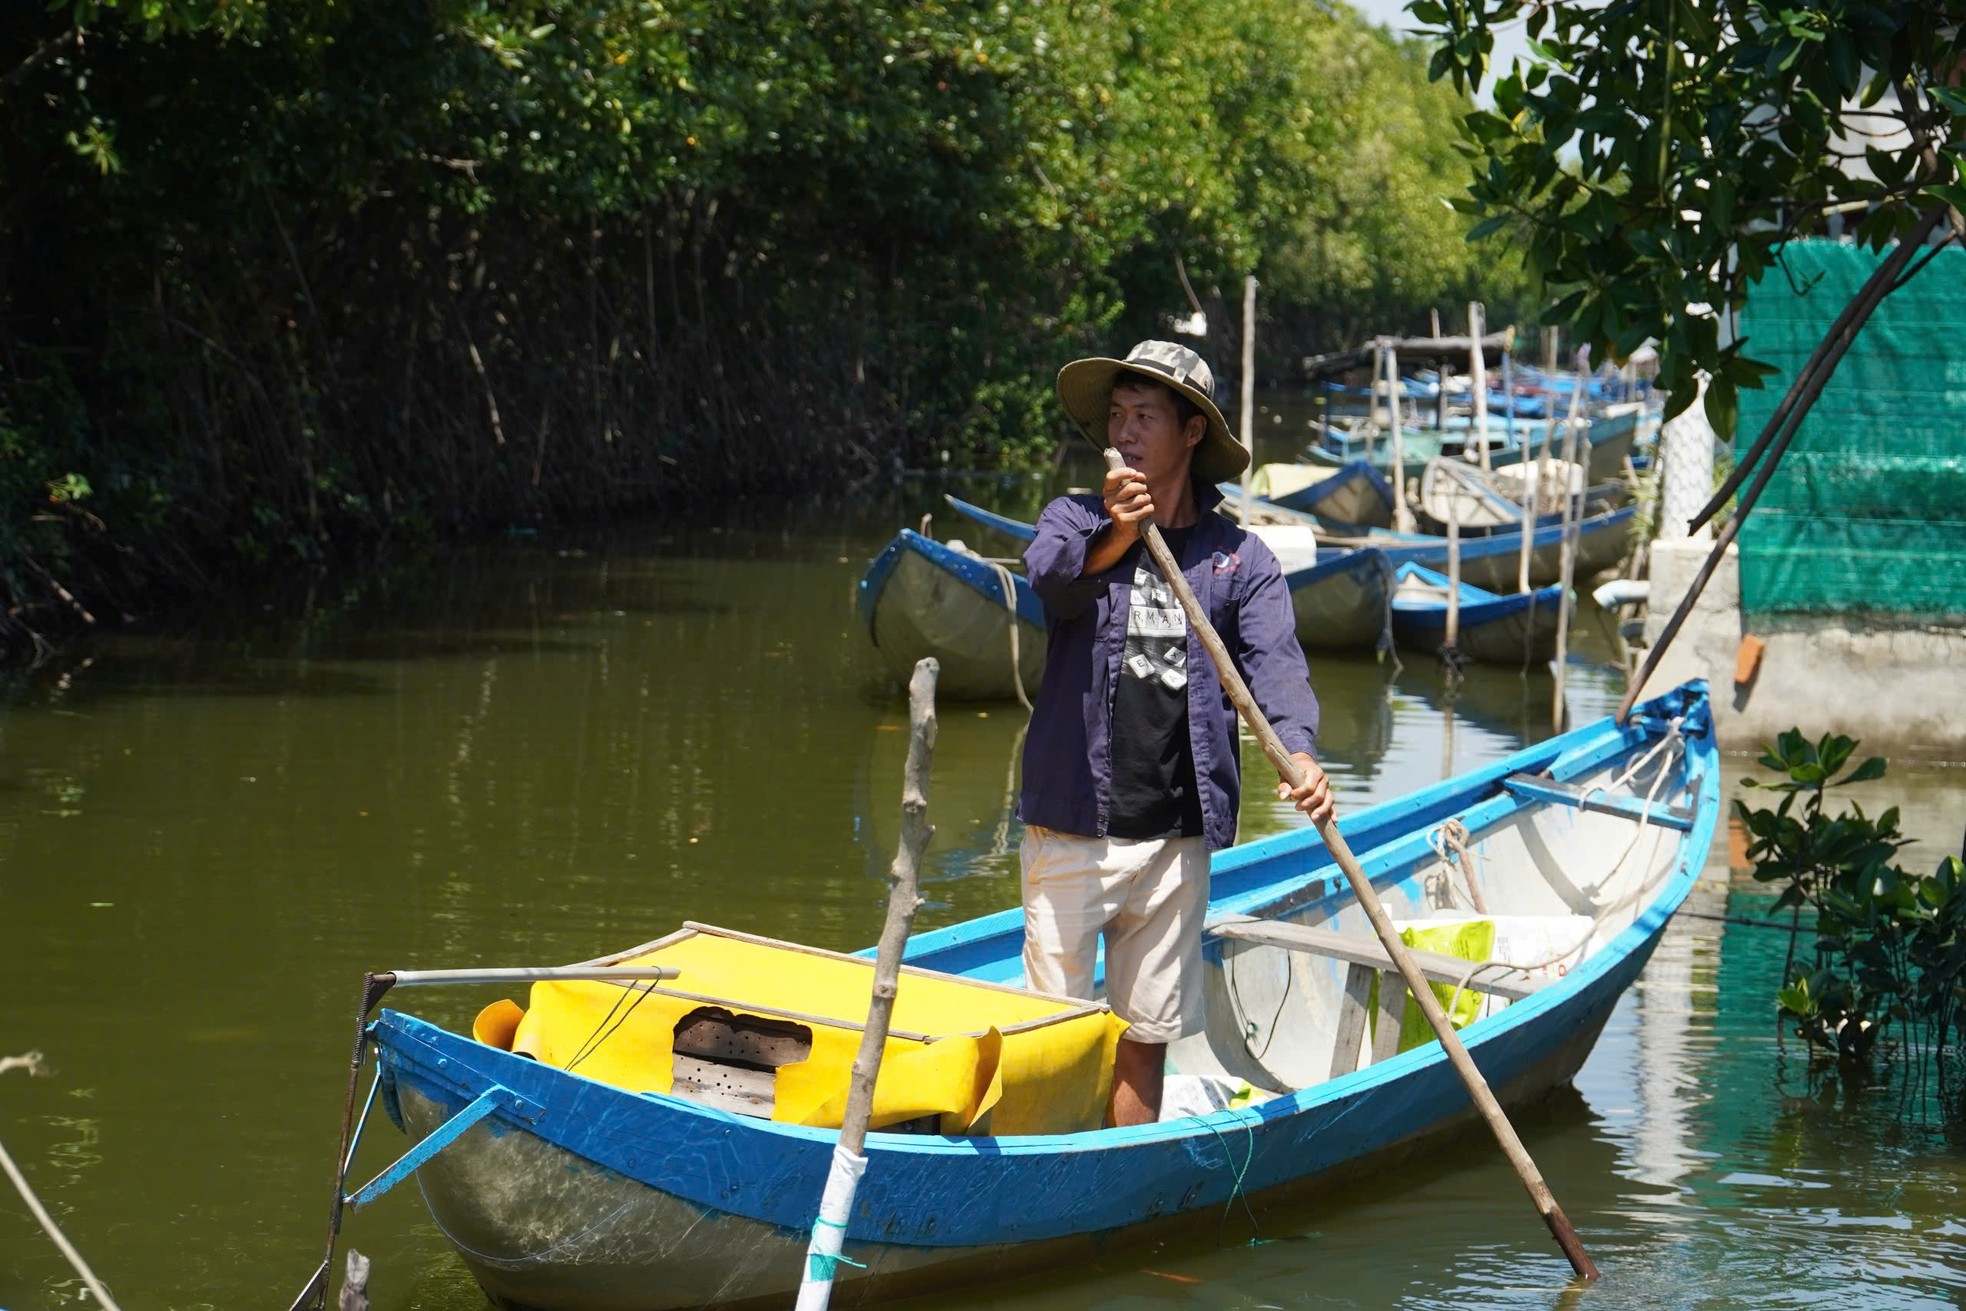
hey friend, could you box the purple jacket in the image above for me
[1016,483,1320,851]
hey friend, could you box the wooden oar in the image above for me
[796,657,939,1311]
[1103,448,1600,1281]
[288,963,683,1311]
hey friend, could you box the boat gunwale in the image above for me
[374,684,1716,1174]
[857,529,1044,635]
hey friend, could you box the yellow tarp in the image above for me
[483,926,1126,1136]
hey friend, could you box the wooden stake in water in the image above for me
[1102,448,1600,1282]
[1385,345,1412,532]
[1468,302,1491,471]
[796,658,939,1311]
[1238,275,1257,509]
[1550,350,1589,728]
[1445,506,1462,655]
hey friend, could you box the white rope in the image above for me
[985,558,1033,712]
[1,1052,124,1311]
[1422,721,1688,1015]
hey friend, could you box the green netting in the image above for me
[1734,239,1966,623]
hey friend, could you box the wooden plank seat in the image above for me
[1501,772,1696,830]
[1205,913,1551,1079]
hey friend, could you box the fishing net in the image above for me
[1733,239,1966,625]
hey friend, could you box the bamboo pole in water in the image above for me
[1101,447,1600,1280]
[1550,353,1589,728]
[1385,345,1412,532]
[1445,506,1462,656]
[1520,371,1569,594]
[1239,276,1257,509]
[797,658,939,1311]
[1468,302,1491,471]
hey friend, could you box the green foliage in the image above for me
[1263,16,1536,348]
[1736,731,1966,1072]
[1416,1,1966,435]
[0,0,1524,648]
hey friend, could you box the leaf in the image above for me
[1702,372,1738,440]
[1929,85,1966,118]
[1842,755,1887,785]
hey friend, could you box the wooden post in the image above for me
[1102,449,1600,1282]
[1550,353,1589,728]
[1500,349,1517,454]
[1445,507,1462,654]
[1468,303,1491,471]
[1239,275,1257,509]
[1515,455,1537,595]
[1385,345,1412,532]
[796,659,939,1311]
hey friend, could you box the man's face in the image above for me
[1107,379,1204,482]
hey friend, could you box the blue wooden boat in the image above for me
[1169,488,1638,597]
[1283,543,1396,651]
[1248,459,1395,528]
[1390,563,1567,665]
[856,529,1043,702]
[364,682,1719,1309]
[936,496,1393,655]
[1373,501,1636,592]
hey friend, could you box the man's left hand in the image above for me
[1276,751,1335,825]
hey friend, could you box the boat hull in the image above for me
[1258,461,1395,529]
[371,682,1720,1311]
[1376,503,1636,592]
[1285,548,1395,651]
[858,531,1044,701]
[382,970,1630,1311]
[1394,600,1565,664]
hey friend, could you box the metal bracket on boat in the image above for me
[342,1083,529,1212]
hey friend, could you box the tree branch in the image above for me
[0,27,78,97]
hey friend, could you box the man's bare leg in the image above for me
[1109,1037,1165,1127]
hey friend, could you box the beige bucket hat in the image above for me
[1055,339,1248,483]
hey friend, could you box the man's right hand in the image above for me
[1101,464,1154,541]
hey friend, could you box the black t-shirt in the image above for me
[1107,525,1205,840]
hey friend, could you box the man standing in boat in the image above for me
[1019,339,1333,1126]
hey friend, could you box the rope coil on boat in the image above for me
[1428,819,1489,914]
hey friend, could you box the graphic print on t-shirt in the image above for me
[1124,561,1188,690]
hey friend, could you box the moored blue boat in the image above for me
[1390,562,1568,665]
[856,528,1043,702]
[366,682,1720,1310]
[936,495,1395,656]
[1250,459,1395,528]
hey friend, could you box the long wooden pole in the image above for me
[1239,275,1257,509]
[797,658,939,1311]
[1618,204,1952,723]
[1444,507,1462,655]
[1468,302,1491,471]
[1687,202,1949,535]
[1102,449,1600,1281]
[1550,352,1589,727]
[1385,345,1412,531]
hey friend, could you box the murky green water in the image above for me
[3,446,1963,1310]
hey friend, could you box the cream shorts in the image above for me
[1019,824,1210,1045]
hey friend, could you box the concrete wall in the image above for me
[1633,539,1966,761]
